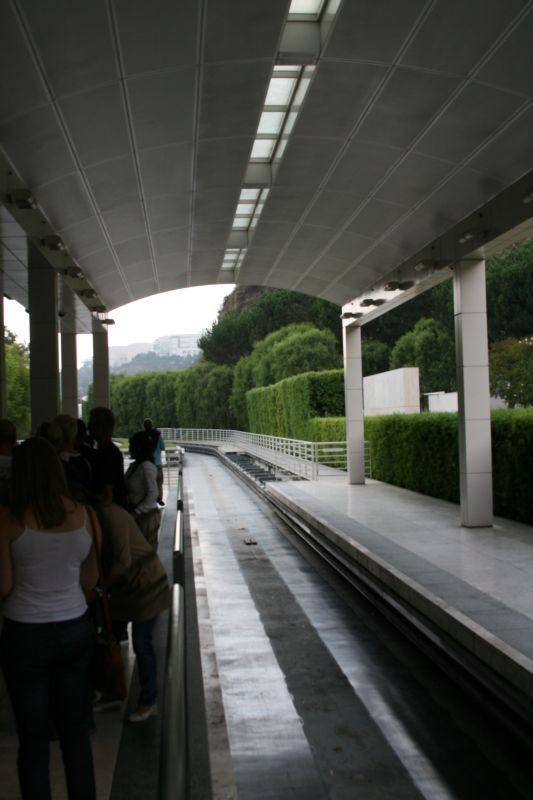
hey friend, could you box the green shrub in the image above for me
[308,417,346,441]
[364,413,460,502]
[491,408,533,524]
[364,410,533,525]
[246,369,344,438]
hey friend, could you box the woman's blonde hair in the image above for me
[10,437,69,528]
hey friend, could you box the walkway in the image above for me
[267,476,533,704]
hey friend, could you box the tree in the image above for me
[199,289,342,365]
[230,323,340,429]
[486,241,533,342]
[4,331,30,437]
[175,363,235,428]
[490,338,533,408]
[362,338,391,376]
[390,318,456,394]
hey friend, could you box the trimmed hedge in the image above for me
[364,413,460,503]
[491,409,533,524]
[308,416,346,441]
[246,367,532,524]
[308,410,533,525]
[246,369,344,438]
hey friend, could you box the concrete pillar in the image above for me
[28,244,59,429]
[343,324,365,484]
[92,328,110,408]
[0,272,7,417]
[61,332,78,417]
[453,258,493,527]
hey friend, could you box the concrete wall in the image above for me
[363,367,420,416]
[427,391,458,412]
[426,391,507,412]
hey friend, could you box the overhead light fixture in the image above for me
[340,311,363,319]
[360,298,385,307]
[522,188,533,204]
[414,259,433,272]
[7,188,37,210]
[80,288,96,299]
[100,318,115,325]
[458,231,475,245]
[63,266,83,279]
[384,281,414,291]
[93,305,106,313]
[41,235,65,251]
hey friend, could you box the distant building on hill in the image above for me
[108,342,152,366]
[153,334,201,358]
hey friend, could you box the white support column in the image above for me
[453,258,493,527]
[61,332,78,417]
[343,324,365,484]
[0,273,7,417]
[28,244,59,429]
[92,328,110,408]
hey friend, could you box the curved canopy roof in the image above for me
[0,0,532,333]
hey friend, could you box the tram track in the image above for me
[182,449,533,799]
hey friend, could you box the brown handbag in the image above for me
[89,506,127,701]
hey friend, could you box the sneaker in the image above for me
[93,696,122,713]
[127,704,157,723]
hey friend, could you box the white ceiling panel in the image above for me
[58,84,131,168]
[0,0,531,318]
[138,144,192,199]
[127,70,196,150]
[0,106,75,188]
[18,0,117,97]
[113,0,198,75]
[84,156,139,213]
[101,201,146,245]
[399,0,529,75]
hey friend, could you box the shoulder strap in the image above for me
[86,504,113,634]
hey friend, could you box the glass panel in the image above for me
[232,218,249,229]
[236,203,255,214]
[273,65,300,74]
[257,111,285,135]
[239,188,260,201]
[265,77,297,107]
[288,0,324,15]
[259,188,270,203]
[250,138,276,160]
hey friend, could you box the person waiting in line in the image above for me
[87,406,127,508]
[125,431,161,551]
[143,418,166,505]
[35,418,64,451]
[54,413,93,502]
[0,417,17,505]
[95,501,170,722]
[0,437,100,800]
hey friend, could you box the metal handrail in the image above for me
[159,428,354,479]
[158,584,186,800]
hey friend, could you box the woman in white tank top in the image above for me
[0,437,101,800]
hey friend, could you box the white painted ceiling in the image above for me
[0,0,532,333]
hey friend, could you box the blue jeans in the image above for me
[131,616,158,707]
[0,612,96,800]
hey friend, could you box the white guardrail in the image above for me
[159,428,371,480]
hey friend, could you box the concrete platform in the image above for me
[266,477,533,704]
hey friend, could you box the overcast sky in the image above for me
[4,284,235,365]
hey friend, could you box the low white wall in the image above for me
[426,392,507,412]
[426,391,458,412]
[363,367,420,416]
